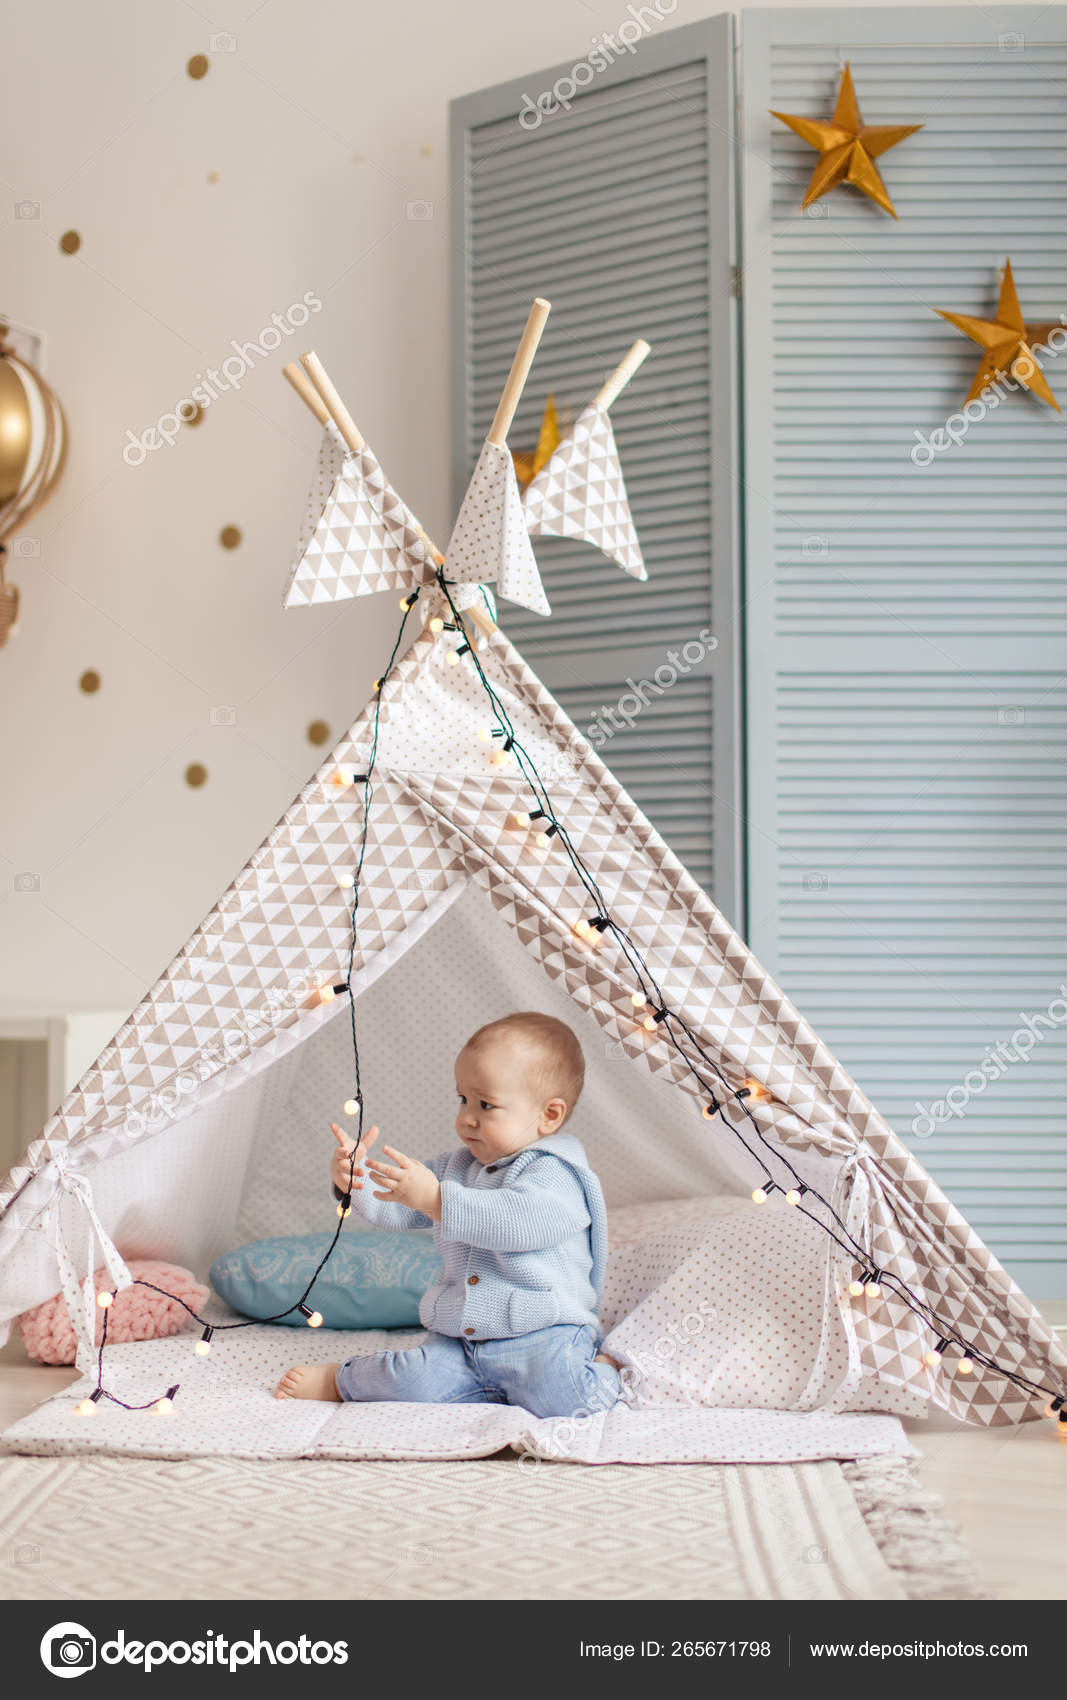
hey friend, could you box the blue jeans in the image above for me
[335,1323,621,1420]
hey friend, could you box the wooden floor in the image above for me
[2,1308,1065,1601]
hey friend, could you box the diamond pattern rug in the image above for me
[0,1451,982,1601]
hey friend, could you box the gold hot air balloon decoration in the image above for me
[0,324,67,649]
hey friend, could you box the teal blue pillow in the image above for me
[210,1231,441,1329]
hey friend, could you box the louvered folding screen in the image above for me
[450,16,742,920]
[741,5,1067,1294]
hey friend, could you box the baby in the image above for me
[275,1011,621,1419]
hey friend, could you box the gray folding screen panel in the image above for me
[740,5,1067,1293]
[450,16,742,920]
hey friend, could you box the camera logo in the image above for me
[41,1622,96,1678]
[14,871,40,893]
[210,705,238,726]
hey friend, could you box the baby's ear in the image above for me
[540,1095,568,1134]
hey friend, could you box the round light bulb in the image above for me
[319,986,336,1003]
[535,831,551,849]
[429,616,444,634]
[1045,1400,1060,1420]
[745,1079,769,1102]
[784,1189,801,1206]
[337,1202,351,1218]
[701,1104,717,1121]
[337,873,354,890]
[865,1280,881,1298]
[511,811,531,829]
[399,595,412,611]
[573,917,591,937]
[751,1187,768,1205]
[490,750,511,768]
[446,651,460,667]
[630,992,646,1009]
[96,1290,114,1310]
[477,726,492,742]
[307,1310,324,1328]
[154,1396,173,1416]
[76,1398,97,1417]
[194,1339,212,1357]
[642,1014,657,1032]
[344,1098,359,1116]
[923,1350,941,1369]
[333,768,353,787]
[848,1279,864,1297]
[956,1357,973,1375]
[372,679,381,693]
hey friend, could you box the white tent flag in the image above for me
[282,426,434,609]
[523,401,646,581]
[443,440,551,617]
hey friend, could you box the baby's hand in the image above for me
[330,1122,379,1195]
[365,1146,442,1221]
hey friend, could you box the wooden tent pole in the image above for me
[282,361,331,426]
[298,351,365,453]
[593,339,651,410]
[487,298,551,448]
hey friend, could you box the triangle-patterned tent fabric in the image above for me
[443,440,551,616]
[523,401,646,580]
[1,623,1064,1428]
[282,426,434,608]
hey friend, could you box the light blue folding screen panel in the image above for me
[740,5,1067,1294]
[450,16,742,918]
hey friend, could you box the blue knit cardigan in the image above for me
[346,1132,609,1340]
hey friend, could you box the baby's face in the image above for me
[454,1037,565,1163]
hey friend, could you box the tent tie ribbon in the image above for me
[49,1149,132,1376]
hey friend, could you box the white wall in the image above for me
[0,0,1029,1023]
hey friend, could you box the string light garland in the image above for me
[78,598,419,1416]
[81,573,1066,1427]
[425,569,1065,1422]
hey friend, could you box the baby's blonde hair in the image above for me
[463,1011,585,1125]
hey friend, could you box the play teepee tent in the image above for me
[1,304,1065,1452]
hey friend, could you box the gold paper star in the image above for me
[512,393,561,488]
[935,260,1062,412]
[771,63,922,219]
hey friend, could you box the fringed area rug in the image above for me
[0,1451,984,1601]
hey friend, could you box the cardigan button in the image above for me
[468,1274,479,1285]
[464,1326,476,1336]
[485,1165,498,1173]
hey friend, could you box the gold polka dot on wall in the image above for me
[183,403,204,428]
[219,525,242,549]
[307,720,330,747]
[185,762,208,788]
[79,669,101,694]
[59,231,81,255]
[187,54,209,79]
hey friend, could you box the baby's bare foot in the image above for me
[275,1363,342,1401]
